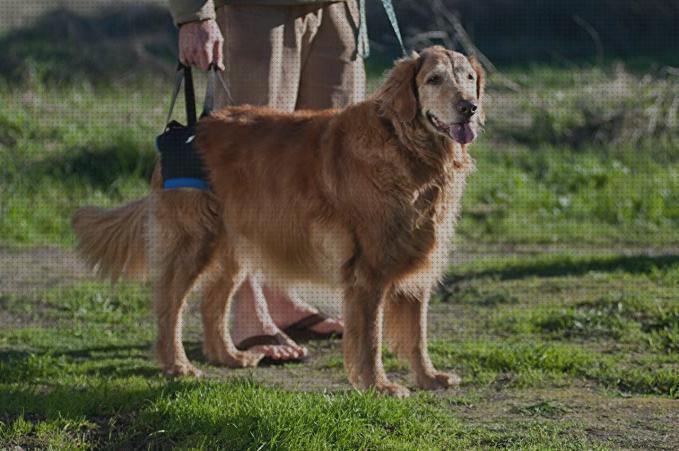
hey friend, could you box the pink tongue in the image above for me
[449,123,475,144]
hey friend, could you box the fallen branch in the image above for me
[427,0,521,92]
[573,14,604,66]
[405,30,455,50]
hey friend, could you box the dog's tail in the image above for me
[72,198,150,282]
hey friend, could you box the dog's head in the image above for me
[378,46,485,145]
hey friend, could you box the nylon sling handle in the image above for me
[158,63,222,192]
[163,63,219,130]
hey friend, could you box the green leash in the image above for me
[357,0,407,58]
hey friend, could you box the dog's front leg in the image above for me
[342,282,410,398]
[384,288,460,390]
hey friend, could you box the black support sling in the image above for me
[155,64,218,191]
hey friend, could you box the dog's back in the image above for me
[196,105,356,285]
[196,99,466,290]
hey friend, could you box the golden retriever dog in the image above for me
[72,46,485,397]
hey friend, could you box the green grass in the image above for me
[0,377,605,450]
[495,293,678,351]
[2,64,679,247]
[1,251,677,449]
[0,85,160,247]
[460,143,679,244]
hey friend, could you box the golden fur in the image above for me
[72,46,485,397]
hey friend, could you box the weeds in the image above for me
[494,292,679,355]
[511,399,572,418]
[492,65,679,150]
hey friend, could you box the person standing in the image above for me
[168,0,365,362]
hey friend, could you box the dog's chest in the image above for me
[411,181,446,227]
[408,166,462,232]
[395,171,468,288]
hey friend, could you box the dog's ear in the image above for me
[378,54,422,124]
[468,55,485,101]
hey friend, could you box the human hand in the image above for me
[178,19,224,71]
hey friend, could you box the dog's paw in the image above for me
[376,382,411,398]
[163,362,203,378]
[205,346,264,368]
[231,350,265,368]
[416,371,461,390]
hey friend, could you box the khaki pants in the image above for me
[215,0,366,111]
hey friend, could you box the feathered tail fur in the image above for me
[72,198,150,282]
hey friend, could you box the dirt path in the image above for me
[2,243,677,296]
[0,246,89,295]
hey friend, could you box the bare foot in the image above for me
[203,337,264,368]
[231,278,308,362]
[246,342,308,361]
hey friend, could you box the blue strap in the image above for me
[163,177,210,191]
[357,0,407,59]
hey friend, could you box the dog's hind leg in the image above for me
[384,288,460,390]
[153,257,206,377]
[149,191,219,377]
[200,258,264,368]
[342,280,410,397]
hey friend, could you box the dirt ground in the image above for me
[1,245,678,449]
[3,243,677,295]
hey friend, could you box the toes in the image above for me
[377,382,411,398]
[442,372,461,387]
[205,345,264,368]
[417,371,461,390]
[236,350,265,368]
[251,345,307,361]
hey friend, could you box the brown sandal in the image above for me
[282,313,343,341]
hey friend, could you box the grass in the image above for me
[0,85,159,246]
[462,143,679,244]
[0,378,605,449]
[1,250,677,449]
[2,65,679,248]
[496,293,679,350]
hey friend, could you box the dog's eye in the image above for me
[467,73,475,80]
[427,75,443,85]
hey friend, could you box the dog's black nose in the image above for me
[457,100,478,118]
